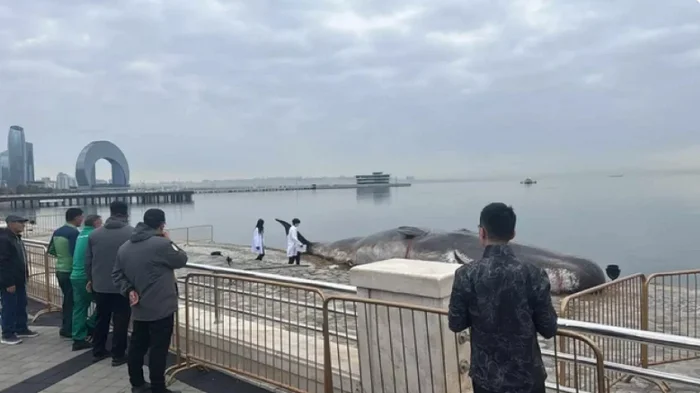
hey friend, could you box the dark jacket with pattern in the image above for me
[448,244,558,392]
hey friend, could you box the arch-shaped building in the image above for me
[75,141,130,188]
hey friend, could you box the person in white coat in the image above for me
[286,218,304,265]
[251,219,265,261]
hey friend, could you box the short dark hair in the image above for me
[66,208,84,222]
[110,201,128,217]
[292,218,301,225]
[143,208,166,230]
[84,214,101,227]
[479,203,516,242]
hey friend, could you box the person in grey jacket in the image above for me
[112,208,187,393]
[86,201,133,365]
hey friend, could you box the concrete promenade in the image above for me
[0,300,275,393]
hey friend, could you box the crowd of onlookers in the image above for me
[0,201,188,393]
[2,200,561,393]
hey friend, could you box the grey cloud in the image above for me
[0,0,698,181]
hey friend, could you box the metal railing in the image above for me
[168,225,214,245]
[560,274,648,388]
[645,270,700,366]
[173,273,328,393]
[20,237,700,393]
[322,295,605,393]
[559,319,700,389]
[560,270,700,375]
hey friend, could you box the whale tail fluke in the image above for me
[274,218,313,250]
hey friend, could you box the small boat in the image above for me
[520,178,537,185]
[608,174,624,178]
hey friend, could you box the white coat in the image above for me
[286,225,304,257]
[251,228,264,255]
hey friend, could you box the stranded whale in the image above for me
[275,219,606,295]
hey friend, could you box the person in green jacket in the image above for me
[48,207,84,338]
[70,214,102,351]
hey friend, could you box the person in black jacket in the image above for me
[448,203,558,393]
[0,215,39,345]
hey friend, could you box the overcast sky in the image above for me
[0,1,698,182]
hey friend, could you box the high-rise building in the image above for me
[0,150,9,188]
[56,172,72,190]
[25,142,34,183]
[7,125,26,188]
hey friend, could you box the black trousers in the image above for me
[93,292,131,358]
[128,314,174,393]
[56,272,73,336]
[288,252,301,265]
[473,381,546,393]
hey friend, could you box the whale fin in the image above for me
[397,226,429,239]
[275,218,312,247]
[275,218,292,235]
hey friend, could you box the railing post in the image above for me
[186,227,190,246]
[213,275,220,324]
[43,249,52,308]
[641,276,649,368]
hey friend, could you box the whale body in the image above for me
[275,219,606,295]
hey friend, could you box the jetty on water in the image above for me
[190,182,411,194]
[0,189,194,208]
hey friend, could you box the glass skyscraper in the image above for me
[25,141,34,183]
[7,125,26,188]
[0,150,9,188]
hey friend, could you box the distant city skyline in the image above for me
[0,126,35,188]
[0,124,129,190]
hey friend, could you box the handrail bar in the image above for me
[185,262,358,293]
[25,238,358,293]
[542,348,700,388]
[559,318,700,352]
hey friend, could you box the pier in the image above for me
[191,182,412,194]
[0,189,194,208]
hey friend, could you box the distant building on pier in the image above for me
[56,172,75,190]
[355,172,392,185]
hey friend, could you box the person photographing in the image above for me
[112,209,188,393]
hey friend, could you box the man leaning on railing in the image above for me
[112,208,188,393]
[448,203,558,393]
[0,215,39,345]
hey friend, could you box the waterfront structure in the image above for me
[0,189,193,208]
[355,171,391,185]
[56,172,73,190]
[75,140,130,189]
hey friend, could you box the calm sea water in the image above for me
[6,173,700,275]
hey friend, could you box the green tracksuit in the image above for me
[70,226,97,341]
